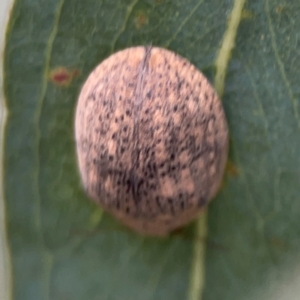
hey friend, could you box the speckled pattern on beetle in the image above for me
[75,46,229,236]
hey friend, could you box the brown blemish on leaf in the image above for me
[217,175,228,193]
[50,67,80,87]
[135,11,148,29]
[270,237,288,251]
[276,5,284,14]
[72,69,81,78]
[241,9,254,20]
[217,160,238,192]
[226,160,239,177]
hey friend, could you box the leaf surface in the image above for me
[3,0,300,299]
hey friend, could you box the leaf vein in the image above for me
[189,0,246,299]
[110,0,140,53]
[35,0,65,242]
[242,56,283,219]
[265,0,300,129]
[164,0,204,48]
[34,0,65,297]
[214,0,246,97]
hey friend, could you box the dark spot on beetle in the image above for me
[150,184,156,190]
[198,197,206,207]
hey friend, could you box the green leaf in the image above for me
[2,0,300,299]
